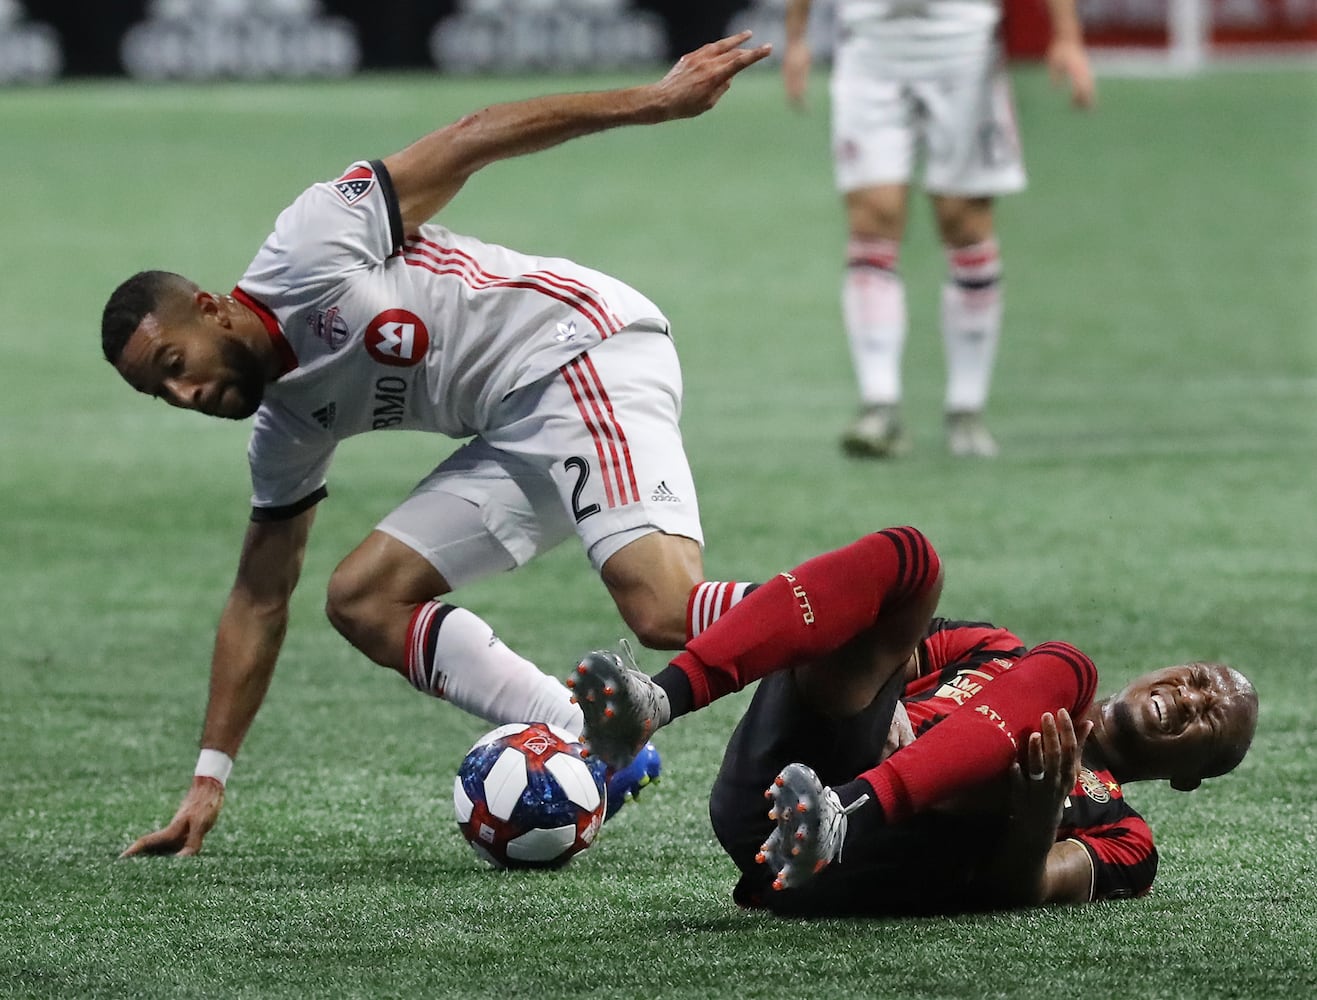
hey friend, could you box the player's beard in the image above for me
[215,336,267,419]
[1107,697,1146,769]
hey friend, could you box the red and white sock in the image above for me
[687,581,757,640]
[844,236,906,406]
[942,238,1003,413]
[404,602,583,734]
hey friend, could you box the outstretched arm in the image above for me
[381,32,771,232]
[121,508,316,857]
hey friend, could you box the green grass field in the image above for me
[2,63,1315,998]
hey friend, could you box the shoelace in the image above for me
[826,792,871,865]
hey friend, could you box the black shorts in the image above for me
[708,669,1001,917]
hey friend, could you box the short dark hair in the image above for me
[101,270,194,364]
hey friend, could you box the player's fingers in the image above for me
[1056,707,1076,743]
[1040,711,1061,759]
[1026,731,1045,781]
[731,43,773,71]
[705,30,754,56]
[121,828,182,858]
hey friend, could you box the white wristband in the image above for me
[194,748,234,786]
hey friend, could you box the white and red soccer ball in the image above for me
[453,722,605,869]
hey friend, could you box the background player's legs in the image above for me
[840,184,911,458]
[933,194,1002,458]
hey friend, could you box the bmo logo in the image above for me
[365,309,429,367]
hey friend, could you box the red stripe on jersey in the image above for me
[232,286,298,375]
[403,253,617,341]
[576,352,639,502]
[1066,816,1156,876]
[561,357,638,507]
[562,361,618,507]
[403,238,622,338]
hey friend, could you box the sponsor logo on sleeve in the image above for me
[364,309,429,367]
[332,165,375,205]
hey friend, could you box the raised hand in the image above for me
[651,31,773,121]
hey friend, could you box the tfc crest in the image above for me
[364,309,429,367]
[332,165,375,205]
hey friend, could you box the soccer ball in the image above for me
[453,722,606,869]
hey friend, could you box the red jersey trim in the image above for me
[232,286,298,376]
[561,355,639,507]
[401,237,623,340]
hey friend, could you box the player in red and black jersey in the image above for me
[570,527,1257,916]
[898,618,1160,905]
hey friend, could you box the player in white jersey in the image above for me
[783,0,1095,458]
[104,33,772,858]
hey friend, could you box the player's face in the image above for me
[116,312,266,420]
[1103,663,1256,788]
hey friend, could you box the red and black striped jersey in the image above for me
[904,618,1158,901]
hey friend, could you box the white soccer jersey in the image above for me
[836,0,1003,75]
[235,160,668,513]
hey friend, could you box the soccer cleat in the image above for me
[591,742,662,821]
[945,410,999,458]
[757,762,868,891]
[565,645,670,769]
[840,404,910,459]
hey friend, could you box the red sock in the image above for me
[859,641,1099,823]
[668,527,940,710]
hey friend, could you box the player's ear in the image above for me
[1170,775,1201,792]
[195,291,227,324]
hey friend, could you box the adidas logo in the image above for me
[312,402,337,429]
[650,480,680,503]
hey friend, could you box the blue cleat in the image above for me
[590,742,662,821]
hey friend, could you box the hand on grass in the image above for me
[120,776,225,858]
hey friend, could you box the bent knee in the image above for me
[623,604,688,651]
[324,568,372,644]
[1029,641,1099,712]
[874,526,942,599]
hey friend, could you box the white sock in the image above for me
[843,236,906,406]
[405,602,584,735]
[941,239,1003,414]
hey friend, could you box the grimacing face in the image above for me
[1102,663,1256,789]
[115,307,267,420]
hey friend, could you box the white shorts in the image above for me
[830,39,1026,197]
[376,324,703,588]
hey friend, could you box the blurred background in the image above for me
[3,0,1316,84]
